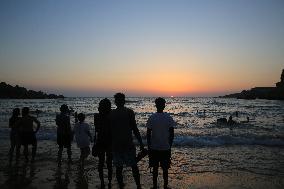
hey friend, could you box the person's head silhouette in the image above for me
[60,104,69,113]
[77,113,85,123]
[155,97,166,112]
[12,108,20,117]
[98,98,111,115]
[22,107,29,116]
[114,93,125,107]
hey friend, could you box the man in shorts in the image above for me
[110,93,145,189]
[147,97,175,189]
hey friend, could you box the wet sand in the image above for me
[0,140,284,189]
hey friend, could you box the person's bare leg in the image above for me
[15,144,21,164]
[57,146,63,167]
[31,142,37,162]
[98,153,105,188]
[106,153,113,188]
[152,166,159,189]
[116,166,124,189]
[67,146,72,163]
[131,165,141,189]
[9,140,16,164]
[162,167,169,189]
[23,145,29,162]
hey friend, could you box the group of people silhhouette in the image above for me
[8,93,175,189]
[8,107,40,163]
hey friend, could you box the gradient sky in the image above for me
[0,0,283,97]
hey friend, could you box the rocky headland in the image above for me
[0,82,64,99]
[221,69,284,100]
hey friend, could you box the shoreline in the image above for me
[0,140,283,189]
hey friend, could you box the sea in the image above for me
[0,97,284,181]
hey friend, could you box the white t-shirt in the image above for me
[74,122,91,148]
[146,112,176,150]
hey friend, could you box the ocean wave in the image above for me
[1,128,283,147]
[174,135,284,147]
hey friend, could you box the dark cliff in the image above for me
[0,82,64,99]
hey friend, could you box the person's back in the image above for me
[56,113,71,135]
[147,97,175,189]
[110,107,134,152]
[94,113,111,151]
[147,112,175,151]
[74,121,91,148]
[19,115,37,133]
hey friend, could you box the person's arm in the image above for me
[147,128,152,150]
[33,117,40,133]
[87,129,93,142]
[93,114,99,143]
[169,127,174,148]
[9,118,12,128]
[169,116,175,148]
[130,110,144,150]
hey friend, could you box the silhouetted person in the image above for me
[228,115,236,130]
[109,93,145,189]
[74,113,92,168]
[236,111,239,117]
[8,108,20,164]
[94,98,113,188]
[147,98,175,189]
[16,107,40,163]
[56,104,72,166]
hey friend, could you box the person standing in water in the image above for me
[74,113,92,168]
[147,97,175,189]
[94,98,113,188]
[16,107,40,163]
[8,108,20,164]
[56,104,72,166]
[109,93,145,189]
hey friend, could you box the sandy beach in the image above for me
[0,140,283,189]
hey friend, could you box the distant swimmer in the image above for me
[241,117,250,123]
[228,116,236,130]
[217,118,227,125]
[196,110,206,118]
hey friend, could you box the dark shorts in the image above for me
[149,149,171,169]
[113,148,137,167]
[57,134,72,148]
[20,132,37,145]
[80,147,90,159]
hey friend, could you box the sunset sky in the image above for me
[0,0,283,97]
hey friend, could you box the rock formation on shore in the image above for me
[221,69,284,100]
[0,82,64,99]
